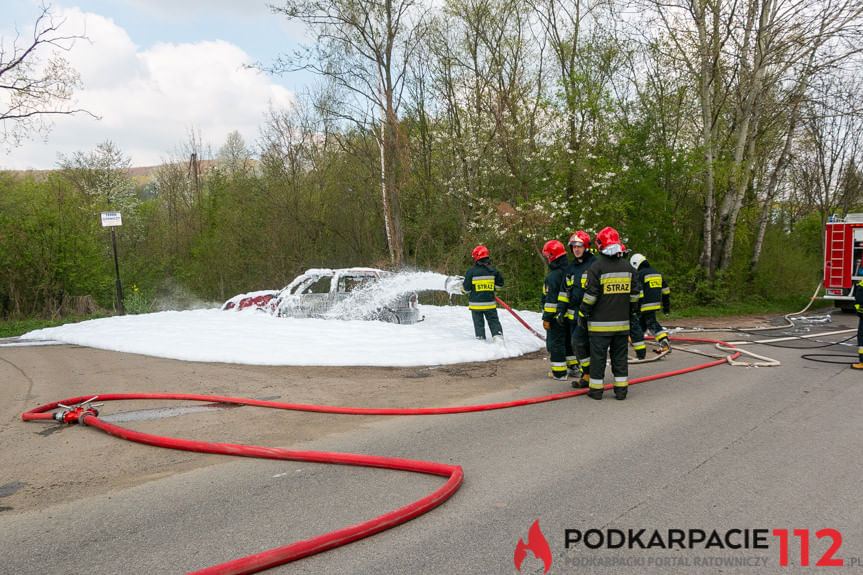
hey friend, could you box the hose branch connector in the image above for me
[52,396,103,425]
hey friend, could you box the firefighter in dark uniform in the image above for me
[629,253,671,353]
[541,240,570,381]
[628,270,647,360]
[853,278,863,370]
[578,227,640,400]
[462,245,505,341]
[564,230,597,388]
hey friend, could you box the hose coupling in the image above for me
[53,396,103,425]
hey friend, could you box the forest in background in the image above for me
[1,0,861,318]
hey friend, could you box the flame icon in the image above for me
[514,519,552,573]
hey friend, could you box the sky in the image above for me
[13,304,546,367]
[2,0,311,171]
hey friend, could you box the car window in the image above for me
[304,277,331,294]
[340,276,375,293]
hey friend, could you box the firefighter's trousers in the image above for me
[857,312,863,361]
[471,308,502,339]
[546,321,569,378]
[640,311,668,344]
[571,321,591,374]
[588,332,629,391]
[629,314,646,357]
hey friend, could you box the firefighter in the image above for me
[541,239,571,381]
[578,227,640,400]
[853,278,863,370]
[629,252,671,353]
[564,230,596,388]
[462,245,505,341]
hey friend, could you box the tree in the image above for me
[58,141,136,211]
[0,4,92,148]
[530,0,619,202]
[791,72,863,223]
[217,130,255,177]
[268,0,430,266]
[639,0,863,279]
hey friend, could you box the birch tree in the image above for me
[640,0,863,278]
[269,0,430,266]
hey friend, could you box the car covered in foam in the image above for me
[221,267,423,324]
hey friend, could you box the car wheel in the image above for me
[377,308,401,324]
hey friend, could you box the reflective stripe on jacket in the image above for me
[542,256,569,320]
[580,254,639,334]
[637,266,669,313]
[462,262,504,310]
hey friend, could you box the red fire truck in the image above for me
[823,213,863,309]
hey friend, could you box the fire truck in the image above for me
[823,213,863,310]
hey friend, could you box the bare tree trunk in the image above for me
[693,0,719,276]
[378,107,395,265]
[715,0,771,272]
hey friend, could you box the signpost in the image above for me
[100,211,125,315]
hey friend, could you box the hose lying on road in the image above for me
[22,335,741,575]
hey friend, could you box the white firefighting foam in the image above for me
[325,271,462,321]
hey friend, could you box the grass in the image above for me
[0,315,107,338]
[668,295,834,320]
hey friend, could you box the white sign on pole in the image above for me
[100,211,122,227]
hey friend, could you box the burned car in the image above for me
[221,267,423,324]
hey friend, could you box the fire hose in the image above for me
[21,335,740,574]
[495,296,546,340]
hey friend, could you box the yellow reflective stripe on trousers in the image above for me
[588,320,630,332]
[469,302,497,310]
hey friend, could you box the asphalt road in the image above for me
[1,314,862,574]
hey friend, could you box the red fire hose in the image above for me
[495,296,546,340]
[22,335,739,574]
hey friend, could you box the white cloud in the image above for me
[124,0,273,20]
[2,7,295,170]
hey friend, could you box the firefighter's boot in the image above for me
[614,386,628,401]
[587,387,603,400]
[572,373,589,389]
[636,350,646,360]
[851,362,863,370]
[654,338,670,354]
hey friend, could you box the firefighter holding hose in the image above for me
[462,245,505,342]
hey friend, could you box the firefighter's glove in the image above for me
[555,312,565,327]
[662,294,670,315]
[543,320,551,331]
[577,312,588,331]
[630,301,640,317]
